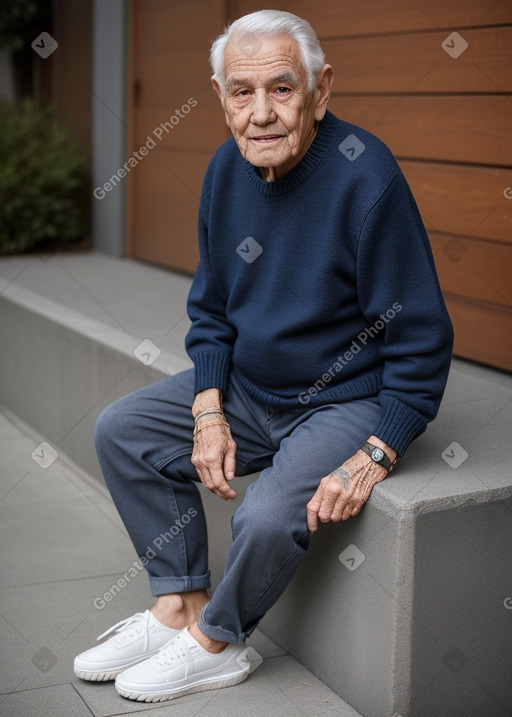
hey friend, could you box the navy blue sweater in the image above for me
[185,111,453,455]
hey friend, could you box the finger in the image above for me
[207,463,237,500]
[191,453,227,497]
[191,454,207,486]
[350,502,364,517]
[193,462,214,493]
[317,484,344,522]
[306,506,318,533]
[306,485,325,533]
[224,440,237,481]
[192,427,233,490]
[329,494,351,523]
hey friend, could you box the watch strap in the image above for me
[361,442,395,472]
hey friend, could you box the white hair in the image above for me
[210,10,325,93]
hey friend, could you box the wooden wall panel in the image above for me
[400,161,512,244]
[133,100,226,151]
[431,233,512,308]
[237,0,512,37]
[325,26,512,93]
[445,298,512,371]
[329,96,512,166]
[129,149,210,272]
[127,0,228,267]
[131,0,226,144]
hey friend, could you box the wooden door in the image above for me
[127,0,229,273]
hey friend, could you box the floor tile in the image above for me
[0,683,94,717]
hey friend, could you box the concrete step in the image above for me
[1,251,512,716]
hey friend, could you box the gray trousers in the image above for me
[94,369,382,643]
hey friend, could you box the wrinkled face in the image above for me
[214,34,328,181]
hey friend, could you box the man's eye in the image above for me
[236,90,250,97]
[276,87,290,94]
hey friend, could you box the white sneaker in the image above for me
[74,610,179,681]
[115,626,253,702]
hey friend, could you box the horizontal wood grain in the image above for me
[399,160,512,243]
[430,232,512,308]
[446,297,512,371]
[237,0,512,38]
[329,95,512,167]
[325,26,512,93]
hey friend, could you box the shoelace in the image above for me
[96,611,149,644]
[154,634,188,667]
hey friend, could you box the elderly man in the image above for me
[74,9,453,702]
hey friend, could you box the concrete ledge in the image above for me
[1,253,511,717]
[0,282,190,479]
[0,254,191,480]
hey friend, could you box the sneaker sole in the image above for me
[74,650,162,682]
[74,667,122,682]
[115,668,249,702]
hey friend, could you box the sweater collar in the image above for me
[242,110,338,195]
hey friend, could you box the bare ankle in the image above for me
[151,590,210,630]
[188,621,228,654]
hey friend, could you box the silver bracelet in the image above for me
[194,408,224,423]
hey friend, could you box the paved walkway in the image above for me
[0,406,362,717]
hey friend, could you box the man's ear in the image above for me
[212,77,224,106]
[212,76,231,128]
[314,64,334,122]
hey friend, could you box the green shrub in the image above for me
[0,98,88,254]
[0,1,39,51]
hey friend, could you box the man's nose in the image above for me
[250,90,275,125]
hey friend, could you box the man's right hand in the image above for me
[191,388,237,500]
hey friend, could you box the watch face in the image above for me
[371,448,384,462]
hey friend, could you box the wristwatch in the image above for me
[361,442,395,472]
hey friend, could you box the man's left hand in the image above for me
[307,437,396,532]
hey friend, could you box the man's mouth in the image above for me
[250,135,284,143]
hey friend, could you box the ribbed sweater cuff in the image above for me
[374,396,427,456]
[191,352,232,395]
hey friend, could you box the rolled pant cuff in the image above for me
[149,571,211,596]
[197,607,246,645]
